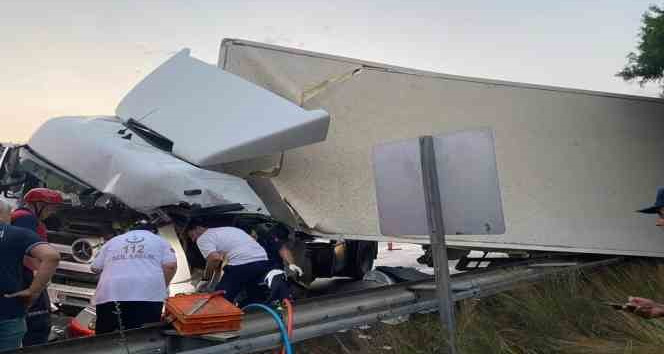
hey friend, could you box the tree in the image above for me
[617,5,664,94]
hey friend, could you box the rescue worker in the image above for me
[10,188,64,346]
[252,223,302,302]
[11,188,63,239]
[91,221,178,334]
[625,187,664,318]
[187,219,290,306]
[0,199,60,351]
[252,222,303,277]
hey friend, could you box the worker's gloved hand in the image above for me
[195,280,211,293]
[287,264,304,278]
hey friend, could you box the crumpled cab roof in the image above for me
[28,116,267,213]
[115,49,330,167]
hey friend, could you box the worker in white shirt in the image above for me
[91,221,177,334]
[186,219,290,305]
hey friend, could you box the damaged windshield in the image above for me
[18,147,91,196]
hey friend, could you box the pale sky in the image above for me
[0,0,660,142]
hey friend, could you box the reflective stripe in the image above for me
[26,310,49,318]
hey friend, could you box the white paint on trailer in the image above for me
[218,39,664,257]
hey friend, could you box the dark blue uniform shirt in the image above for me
[0,223,44,321]
[257,234,285,269]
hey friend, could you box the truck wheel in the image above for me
[344,240,378,280]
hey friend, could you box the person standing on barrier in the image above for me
[91,222,178,334]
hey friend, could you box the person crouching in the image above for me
[187,219,289,306]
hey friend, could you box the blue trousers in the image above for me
[23,290,51,346]
[0,317,26,352]
[216,260,273,306]
[95,301,163,335]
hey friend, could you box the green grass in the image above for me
[293,259,664,354]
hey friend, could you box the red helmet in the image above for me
[23,188,64,204]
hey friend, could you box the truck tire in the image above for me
[343,240,378,280]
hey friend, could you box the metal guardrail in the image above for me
[187,256,622,354]
[17,256,623,354]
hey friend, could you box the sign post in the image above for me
[373,128,505,354]
[419,135,456,353]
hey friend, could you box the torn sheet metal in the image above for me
[28,116,267,213]
[115,49,330,167]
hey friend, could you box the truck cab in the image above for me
[0,48,377,310]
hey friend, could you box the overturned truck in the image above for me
[0,48,378,309]
[2,39,664,310]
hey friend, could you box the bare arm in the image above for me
[90,244,106,274]
[627,297,664,318]
[162,262,178,286]
[279,246,296,265]
[203,252,224,281]
[27,244,60,293]
[23,255,40,272]
[5,244,60,306]
[280,245,303,277]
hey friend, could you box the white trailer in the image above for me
[215,39,664,257]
